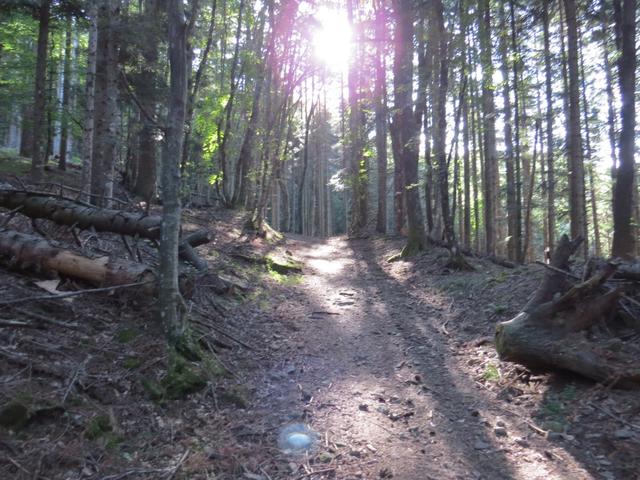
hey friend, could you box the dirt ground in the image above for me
[1,201,639,479]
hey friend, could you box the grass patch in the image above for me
[0,149,31,175]
[114,328,139,344]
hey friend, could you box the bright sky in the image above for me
[312,7,352,75]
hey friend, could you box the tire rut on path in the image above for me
[256,236,593,480]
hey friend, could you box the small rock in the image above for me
[494,427,507,437]
[514,437,529,448]
[547,432,563,441]
[614,428,633,440]
[358,404,369,412]
[474,440,490,450]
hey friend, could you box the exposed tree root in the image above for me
[495,234,640,388]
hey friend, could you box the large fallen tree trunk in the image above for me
[495,234,640,388]
[0,189,163,238]
[0,229,154,287]
[0,189,211,270]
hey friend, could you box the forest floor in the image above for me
[0,173,639,479]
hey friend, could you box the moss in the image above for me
[219,385,250,409]
[482,363,501,382]
[266,255,303,275]
[141,378,165,402]
[122,356,142,370]
[114,328,140,344]
[85,414,112,440]
[162,351,209,399]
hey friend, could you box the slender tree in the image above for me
[563,0,587,253]
[159,0,188,347]
[611,0,636,258]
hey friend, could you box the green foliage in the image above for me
[114,328,139,344]
[482,363,501,382]
[85,414,112,440]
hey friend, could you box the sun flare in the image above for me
[312,8,352,74]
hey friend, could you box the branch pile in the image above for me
[495,235,640,388]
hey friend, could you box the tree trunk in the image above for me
[30,0,50,181]
[81,2,98,203]
[478,0,499,257]
[374,0,388,234]
[563,0,588,256]
[0,229,153,288]
[58,17,72,171]
[160,0,189,347]
[611,0,637,259]
[132,0,159,202]
[391,0,426,256]
[542,0,556,253]
[91,0,120,208]
[496,235,640,388]
[346,0,368,236]
[499,0,517,262]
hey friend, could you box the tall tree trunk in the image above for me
[478,0,499,256]
[81,3,98,202]
[499,0,517,261]
[563,0,587,256]
[374,0,388,234]
[58,17,72,170]
[297,102,316,234]
[91,0,120,208]
[346,0,368,236]
[30,0,50,181]
[611,0,636,258]
[132,0,159,201]
[542,0,556,252]
[160,0,188,347]
[391,0,426,256]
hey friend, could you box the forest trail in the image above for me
[252,237,595,480]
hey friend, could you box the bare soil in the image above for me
[0,199,639,479]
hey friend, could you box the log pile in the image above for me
[0,188,213,290]
[495,235,640,388]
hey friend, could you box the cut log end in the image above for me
[496,234,640,389]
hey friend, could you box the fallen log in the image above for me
[0,189,212,269]
[0,189,163,239]
[0,229,154,288]
[495,234,640,388]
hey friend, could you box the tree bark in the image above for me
[91,0,120,208]
[478,0,499,257]
[58,16,72,171]
[374,0,388,234]
[611,0,637,259]
[391,0,426,256]
[499,0,517,262]
[132,0,160,201]
[496,235,640,388]
[30,0,51,182]
[0,229,154,288]
[563,0,587,256]
[542,0,556,253]
[81,2,98,203]
[160,0,189,347]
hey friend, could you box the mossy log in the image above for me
[495,235,640,388]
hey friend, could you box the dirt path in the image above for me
[252,236,596,480]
